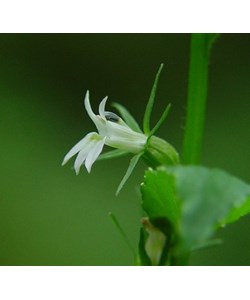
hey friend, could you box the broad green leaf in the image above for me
[98,149,129,161]
[143,64,164,134]
[141,166,250,254]
[169,166,250,251]
[141,168,180,225]
[116,153,142,196]
[112,102,143,133]
[149,103,171,137]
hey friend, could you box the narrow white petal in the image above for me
[74,149,89,175]
[74,138,97,175]
[62,132,97,166]
[98,96,108,118]
[85,138,106,173]
[84,90,97,123]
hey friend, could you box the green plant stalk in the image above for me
[182,33,219,164]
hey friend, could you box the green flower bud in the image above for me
[143,135,180,168]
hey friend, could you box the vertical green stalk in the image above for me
[182,33,219,164]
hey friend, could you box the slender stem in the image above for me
[182,33,219,164]
[109,212,136,256]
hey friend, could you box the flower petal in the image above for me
[104,121,147,153]
[85,137,106,173]
[84,90,97,123]
[62,132,97,166]
[74,149,88,175]
[74,137,98,175]
[98,96,108,118]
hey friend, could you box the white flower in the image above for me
[62,91,147,174]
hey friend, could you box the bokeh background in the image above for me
[0,34,249,265]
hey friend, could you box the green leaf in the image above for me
[182,34,220,164]
[149,103,171,137]
[141,166,250,254]
[112,102,143,133]
[98,149,129,161]
[116,153,142,196]
[170,166,250,251]
[143,64,164,134]
[222,195,250,225]
[141,168,180,225]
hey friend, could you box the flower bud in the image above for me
[143,135,180,168]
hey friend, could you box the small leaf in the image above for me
[116,153,142,196]
[109,212,136,255]
[98,149,129,161]
[112,102,143,133]
[149,103,171,137]
[143,64,164,134]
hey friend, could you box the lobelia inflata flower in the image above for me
[62,65,180,194]
[62,91,147,174]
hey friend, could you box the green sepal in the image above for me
[98,149,129,161]
[116,153,142,196]
[143,64,164,134]
[149,103,171,137]
[112,102,143,133]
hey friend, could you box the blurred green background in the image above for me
[0,34,249,265]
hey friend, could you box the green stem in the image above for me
[182,33,219,164]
